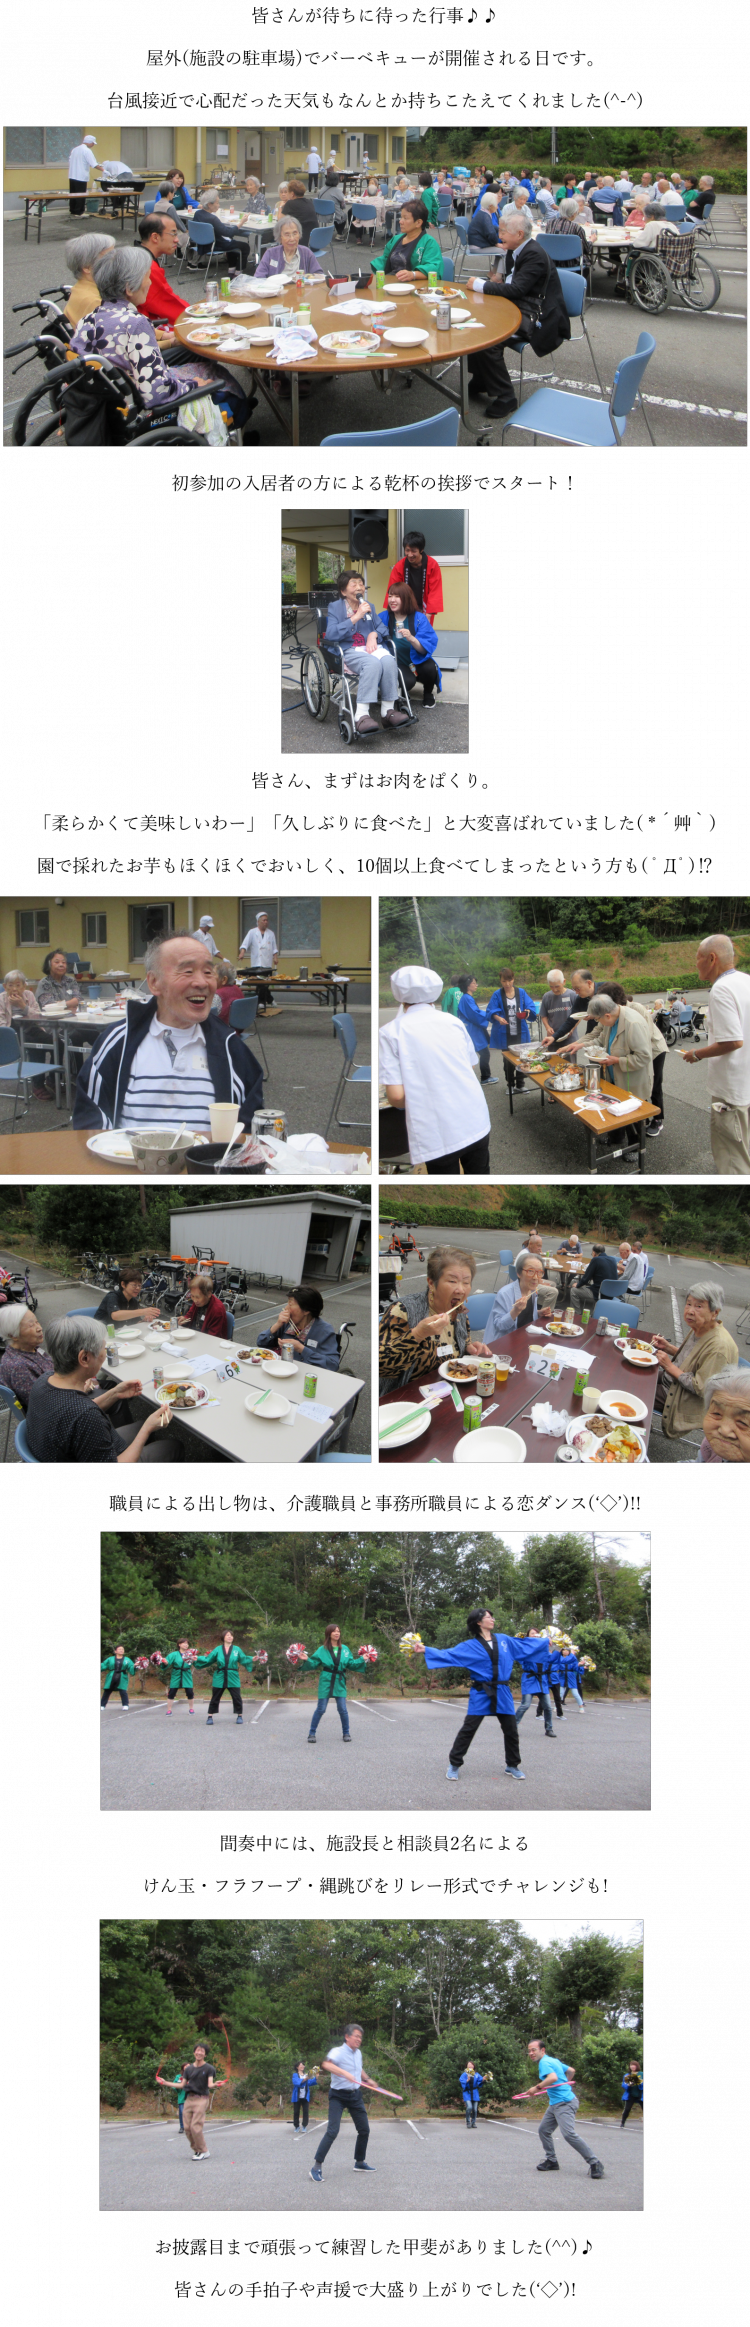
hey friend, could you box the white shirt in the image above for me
[306,149,322,171]
[120,1019,215,1133]
[241,926,278,969]
[379,1003,491,1167]
[535,188,557,212]
[69,142,99,179]
[651,185,680,206]
[194,927,219,956]
[627,1252,650,1293]
[102,159,133,180]
[327,2042,362,2091]
[614,176,633,193]
[706,971,750,1105]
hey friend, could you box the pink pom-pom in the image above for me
[254,1649,269,1666]
[150,1651,164,1666]
[357,1644,378,1662]
[286,1641,308,1664]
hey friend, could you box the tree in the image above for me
[576,2029,642,2109]
[573,1618,634,1693]
[543,1934,625,2040]
[423,2022,527,2111]
[520,1535,593,1624]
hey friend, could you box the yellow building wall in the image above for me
[1,898,370,980]
[283,507,467,632]
[5,126,414,194]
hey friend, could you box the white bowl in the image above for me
[158,1360,193,1382]
[116,1342,145,1360]
[385,281,414,295]
[226,301,261,316]
[119,1325,144,1338]
[245,1389,291,1421]
[383,326,429,347]
[378,1402,432,1450]
[262,1357,298,1379]
[597,1388,648,1425]
[452,1426,527,1465]
[171,1328,197,1342]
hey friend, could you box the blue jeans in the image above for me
[516,1690,554,1736]
[565,1685,584,1708]
[309,1693,350,1738]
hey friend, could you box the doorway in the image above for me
[345,135,362,171]
[261,133,281,189]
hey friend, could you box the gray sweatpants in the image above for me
[709,1102,750,1175]
[538,2095,598,2165]
[343,648,400,708]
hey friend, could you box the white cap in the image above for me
[199,916,214,928]
[256,910,268,922]
[84,135,97,145]
[390,964,443,1006]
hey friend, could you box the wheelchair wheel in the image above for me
[12,372,70,444]
[665,1023,678,1048]
[301,647,331,721]
[678,252,721,310]
[628,253,670,313]
[338,710,356,745]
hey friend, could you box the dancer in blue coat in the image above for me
[485,969,539,1095]
[412,1608,550,1780]
[515,1637,557,1739]
[562,1649,586,1710]
[542,1642,566,1721]
[459,2062,485,2127]
[456,976,497,1085]
[291,2062,318,2131]
[620,2062,643,2126]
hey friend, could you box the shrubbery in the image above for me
[423,2022,527,2112]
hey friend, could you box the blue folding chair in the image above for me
[309,225,334,258]
[323,1012,371,1139]
[536,232,583,270]
[0,1028,62,1126]
[0,1384,19,1462]
[663,204,686,223]
[321,408,460,448]
[143,199,157,216]
[223,1311,235,1342]
[178,219,225,286]
[516,268,604,402]
[228,995,269,1078]
[67,1307,102,1317]
[346,203,377,249]
[641,1265,655,1310]
[314,198,336,220]
[501,331,656,447]
[492,1246,516,1289]
[14,1417,39,1462]
[465,1292,493,1331]
[441,255,455,281]
[592,1298,641,1328]
[319,1451,371,1463]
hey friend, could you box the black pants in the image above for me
[651,1049,666,1124]
[293,2098,309,2128]
[542,1684,564,1717]
[413,655,440,702]
[449,1710,521,1771]
[308,172,319,191]
[101,1686,128,1707]
[425,1132,491,1176]
[168,1686,194,1701]
[502,1052,526,1093]
[69,176,88,216]
[468,339,519,405]
[620,2094,643,2126]
[208,1685,243,1715]
[256,981,273,1006]
[315,2090,369,2165]
[477,1046,493,1083]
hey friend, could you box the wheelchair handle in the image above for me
[4,336,43,358]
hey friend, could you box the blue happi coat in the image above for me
[423,1631,549,1718]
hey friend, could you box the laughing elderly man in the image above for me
[73,930,263,1136]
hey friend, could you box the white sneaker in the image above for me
[121,1704,129,1711]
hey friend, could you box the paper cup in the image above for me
[209,1103,240,1145]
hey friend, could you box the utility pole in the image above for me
[411,898,430,967]
[590,1532,606,1619]
[551,128,558,169]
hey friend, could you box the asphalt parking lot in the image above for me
[100,1691,649,1813]
[378,987,724,1177]
[4,199,745,446]
[100,2113,642,2212]
[281,605,469,756]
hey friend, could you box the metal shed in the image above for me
[170,1191,371,1285]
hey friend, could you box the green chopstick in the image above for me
[379,1403,429,1443]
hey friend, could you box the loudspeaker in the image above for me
[349,509,389,561]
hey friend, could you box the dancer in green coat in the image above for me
[196,1638,255,1731]
[298,1625,367,1745]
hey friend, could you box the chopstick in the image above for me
[379,1404,428,1442]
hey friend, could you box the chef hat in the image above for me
[256,909,269,922]
[199,916,214,927]
[390,964,443,1007]
[84,135,97,145]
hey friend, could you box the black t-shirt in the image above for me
[26,1378,118,1464]
[112,1658,123,1684]
[95,1286,141,1323]
[182,2062,216,2095]
[403,559,425,608]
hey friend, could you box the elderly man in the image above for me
[72,930,263,1136]
[379,965,492,1176]
[135,212,190,327]
[650,174,682,207]
[467,212,570,417]
[616,1241,649,1297]
[570,1244,616,1314]
[699,1365,750,1462]
[683,934,750,1174]
[191,188,250,271]
[568,969,604,1024]
[514,1231,544,1272]
[239,910,280,1013]
[487,1254,552,1339]
[540,969,575,1049]
[500,189,534,226]
[193,915,219,956]
[652,1281,737,1439]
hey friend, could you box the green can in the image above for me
[375,269,385,293]
[463,1395,482,1433]
[428,269,438,288]
[572,1369,587,1398]
[581,1308,591,1329]
[303,1371,317,1400]
[220,276,231,298]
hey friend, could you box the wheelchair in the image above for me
[10,352,233,446]
[299,594,418,746]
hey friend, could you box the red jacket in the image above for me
[185,1294,229,1338]
[384,555,443,617]
[140,263,189,327]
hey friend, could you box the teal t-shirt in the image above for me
[538,2053,574,2104]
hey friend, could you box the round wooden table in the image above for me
[173,274,522,443]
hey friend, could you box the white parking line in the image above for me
[505,369,747,422]
[251,1699,272,1726]
[350,1699,398,1725]
[407,2120,426,2141]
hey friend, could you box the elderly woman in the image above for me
[468,193,500,251]
[36,950,79,1012]
[350,176,388,241]
[651,1283,738,1440]
[0,1304,53,1411]
[214,962,245,1024]
[182,1274,229,1339]
[240,175,266,215]
[324,571,409,738]
[0,970,42,1028]
[256,1283,340,1371]
[24,1314,178,1463]
[563,987,659,1102]
[254,212,324,282]
[487,1254,555,1340]
[379,1244,493,1391]
[698,1364,750,1462]
[381,200,444,281]
[164,169,197,213]
[62,231,116,324]
[191,186,251,269]
[501,191,534,227]
[71,246,253,426]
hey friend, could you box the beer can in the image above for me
[476,1358,496,1398]
[463,1395,482,1432]
[303,1371,317,1400]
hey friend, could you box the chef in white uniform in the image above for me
[379,964,492,1175]
[238,911,280,1011]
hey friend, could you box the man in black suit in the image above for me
[468,217,570,418]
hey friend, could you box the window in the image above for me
[204,131,231,161]
[16,909,50,947]
[401,507,468,562]
[283,129,309,151]
[239,899,322,955]
[82,913,107,948]
[128,903,174,961]
[120,128,175,172]
[362,135,379,162]
[6,128,81,166]
[391,136,405,162]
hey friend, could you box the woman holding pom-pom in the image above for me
[291,1624,369,1746]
